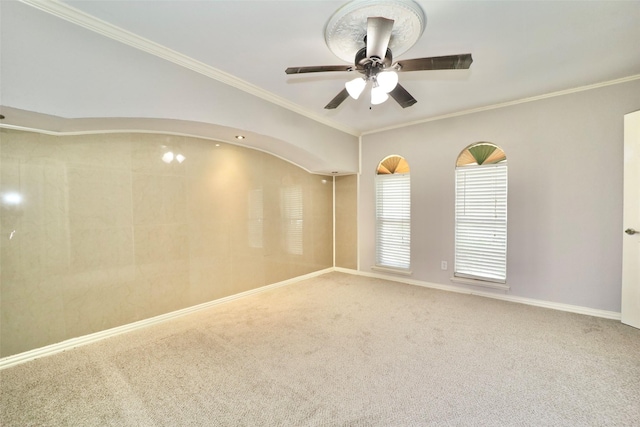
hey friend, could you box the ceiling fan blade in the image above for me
[366,17,394,60]
[324,88,350,109]
[395,54,473,72]
[286,65,353,74]
[389,83,417,108]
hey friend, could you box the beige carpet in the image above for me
[1,272,639,426]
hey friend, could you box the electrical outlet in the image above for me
[441,261,448,270]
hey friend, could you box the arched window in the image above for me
[375,155,410,270]
[455,143,507,283]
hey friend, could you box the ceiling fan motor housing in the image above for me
[355,47,393,77]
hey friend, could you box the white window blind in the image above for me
[375,173,410,269]
[455,163,507,282]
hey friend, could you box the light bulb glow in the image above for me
[162,151,174,163]
[377,71,398,93]
[176,154,186,163]
[2,192,23,206]
[371,86,389,105]
[345,77,366,100]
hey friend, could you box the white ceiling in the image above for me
[3,0,640,136]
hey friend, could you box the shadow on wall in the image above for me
[0,129,334,358]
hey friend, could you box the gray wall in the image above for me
[359,80,640,312]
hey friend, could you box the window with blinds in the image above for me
[455,144,507,283]
[375,168,411,270]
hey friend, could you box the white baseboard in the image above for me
[333,267,359,274]
[0,268,333,370]
[347,268,621,321]
[1,266,620,370]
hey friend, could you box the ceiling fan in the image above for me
[285,16,472,110]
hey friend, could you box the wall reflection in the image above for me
[247,188,263,249]
[1,191,24,241]
[2,191,23,206]
[281,185,303,255]
[0,129,333,358]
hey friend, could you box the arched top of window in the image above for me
[376,155,410,175]
[456,142,506,167]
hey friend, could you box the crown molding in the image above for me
[363,74,640,135]
[16,1,640,140]
[17,0,360,137]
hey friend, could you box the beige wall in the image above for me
[335,175,358,270]
[0,130,333,357]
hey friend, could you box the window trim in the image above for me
[450,276,510,290]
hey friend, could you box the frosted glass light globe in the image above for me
[371,86,389,105]
[345,77,367,99]
[377,71,398,93]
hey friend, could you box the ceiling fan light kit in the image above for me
[370,85,389,105]
[285,0,473,110]
[377,70,399,92]
[346,77,367,99]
